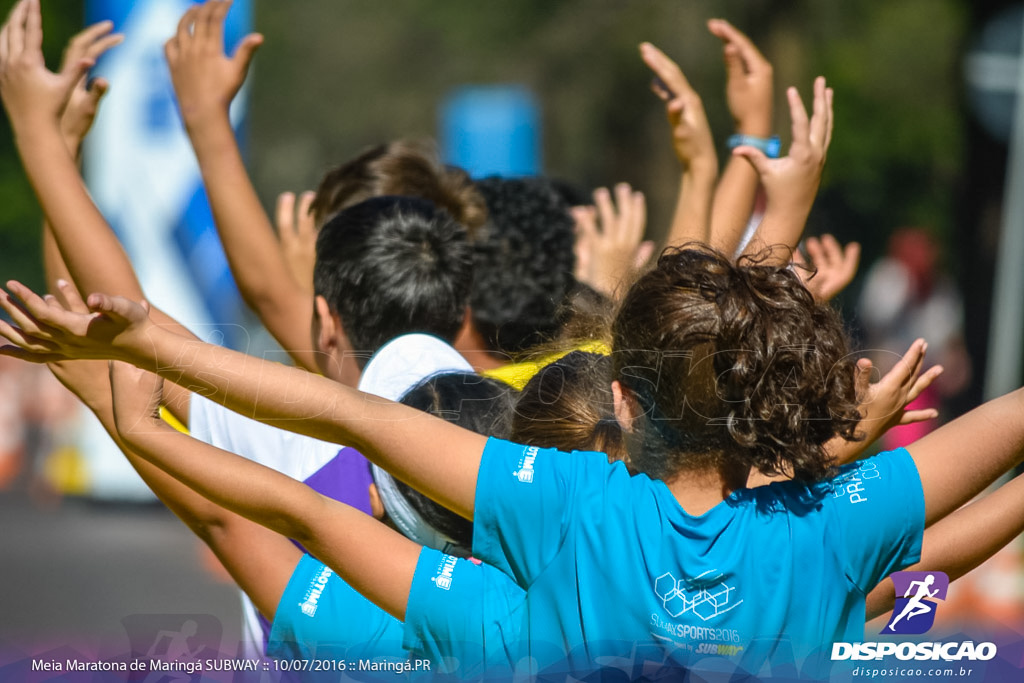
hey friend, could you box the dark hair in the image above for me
[554,282,614,347]
[611,245,862,484]
[313,196,472,365]
[470,176,577,355]
[311,140,487,234]
[511,351,625,462]
[396,372,517,549]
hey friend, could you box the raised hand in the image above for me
[164,0,263,127]
[58,20,123,155]
[737,76,833,260]
[275,190,318,295]
[573,183,653,298]
[0,280,151,364]
[826,339,942,466]
[0,0,97,135]
[708,18,773,137]
[639,42,717,173]
[793,234,861,303]
[854,338,943,441]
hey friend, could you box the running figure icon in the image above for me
[883,571,949,635]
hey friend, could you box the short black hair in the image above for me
[470,177,577,355]
[313,196,472,365]
[396,372,517,549]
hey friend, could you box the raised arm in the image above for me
[640,42,718,247]
[165,1,320,372]
[706,19,775,257]
[48,354,296,620]
[907,387,1024,525]
[108,359,418,620]
[866,471,1024,620]
[0,6,139,304]
[0,5,196,422]
[0,282,486,522]
[735,77,833,264]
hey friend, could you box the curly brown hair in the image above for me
[310,139,487,234]
[611,245,862,484]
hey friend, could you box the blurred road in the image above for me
[0,490,241,653]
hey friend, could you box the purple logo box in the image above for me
[882,570,949,635]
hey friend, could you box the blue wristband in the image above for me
[727,134,781,159]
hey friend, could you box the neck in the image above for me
[663,462,748,516]
[453,320,508,372]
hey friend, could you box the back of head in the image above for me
[310,139,488,233]
[313,196,472,362]
[395,372,517,552]
[470,176,577,355]
[511,351,625,461]
[611,245,861,484]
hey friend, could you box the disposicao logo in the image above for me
[831,570,997,663]
[882,571,948,635]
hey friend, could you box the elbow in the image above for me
[290,493,334,552]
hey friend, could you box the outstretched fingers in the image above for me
[593,187,616,237]
[707,18,769,72]
[786,85,810,149]
[275,191,296,236]
[6,0,28,59]
[174,4,198,47]
[890,338,927,389]
[53,278,90,314]
[0,289,46,337]
[824,86,835,151]
[808,76,829,149]
[906,364,945,405]
[640,42,693,102]
[207,0,233,53]
[24,0,41,52]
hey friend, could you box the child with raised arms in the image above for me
[6,235,1023,679]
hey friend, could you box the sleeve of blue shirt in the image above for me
[403,548,526,677]
[268,554,407,661]
[824,448,925,593]
[471,438,584,587]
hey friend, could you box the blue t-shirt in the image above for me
[471,439,925,679]
[402,548,527,678]
[268,554,407,664]
[271,551,526,679]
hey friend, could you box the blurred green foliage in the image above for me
[0,0,968,291]
[247,0,967,261]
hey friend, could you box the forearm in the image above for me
[120,419,418,620]
[122,324,483,519]
[741,201,812,264]
[42,226,193,426]
[48,361,222,536]
[18,125,144,301]
[666,161,717,247]
[712,104,772,257]
[119,418,329,543]
[909,388,1024,524]
[709,157,759,256]
[866,471,1024,620]
[184,114,316,370]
